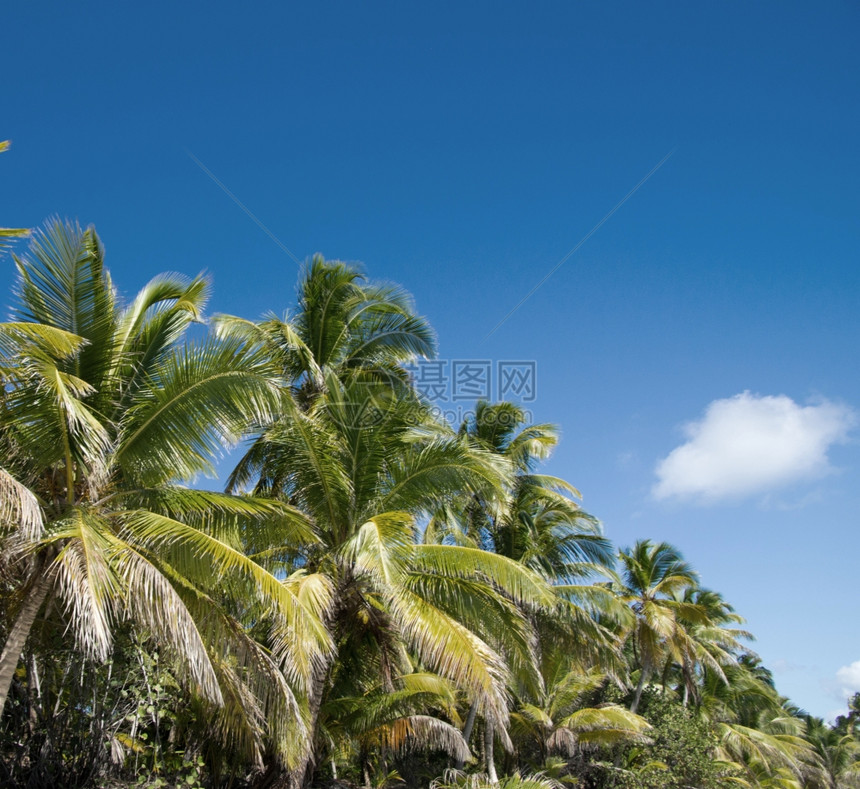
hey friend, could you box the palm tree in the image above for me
[324,671,470,787]
[696,657,821,787]
[0,220,327,768]
[509,657,651,767]
[614,540,699,713]
[715,715,819,788]
[427,400,615,783]
[803,716,860,788]
[220,309,555,787]
[433,400,612,579]
[656,587,752,707]
[431,768,567,789]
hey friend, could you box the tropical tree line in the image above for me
[0,218,857,789]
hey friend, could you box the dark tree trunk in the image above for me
[0,565,51,715]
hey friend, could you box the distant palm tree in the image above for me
[698,657,820,787]
[429,400,615,781]
[509,655,651,765]
[662,587,752,706]
[436,400,612,579]
[615,540,699,713]
[803,716,860,788]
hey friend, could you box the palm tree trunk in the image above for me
[0,568,51,715]
[660,658,671,694]
[484,720,498,785]
[454,700,479,770]
[284,654,331,789]
[682,656,694,707]
[280,577,348,789]
[630,667,649,715]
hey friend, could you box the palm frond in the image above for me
[390,586,511,731]
[552,705,652,750]
[46,508,119,661]
[0,467,43,540]
[110,541,222,703]
[413,545,555,608]
[115,509,332,682]
[0,321,87,360]
[117,336,282,485]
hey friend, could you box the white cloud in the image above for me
[836,661,860,696]
[653,392,855,503]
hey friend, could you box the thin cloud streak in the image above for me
[186,150,302,265]
[485,147,675,340]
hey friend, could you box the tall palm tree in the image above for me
[666,587,752,707]
[220,325,555,786]
[615,540,699,713]
[0,220,327,768]
[426,401,616,783]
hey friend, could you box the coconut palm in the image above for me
[658,587,752,707]
[614,540,700,713]
[695,657,821,787]
[432,400,612,579]
[715,715,819,788]
[431,768,567,789]
[803,716,860,788]
[221,359,556,787]
[214,254,435,413]
[324,670,470,787]
[0,220,329,768]
[509,656,651,767]
[424,400,616,782]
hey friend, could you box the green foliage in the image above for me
[0,220,321,784]
[593,691,727,789]
[0,629,207,789]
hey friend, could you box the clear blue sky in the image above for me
[3,1,859,718]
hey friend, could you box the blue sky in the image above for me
[3,1,859,717]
